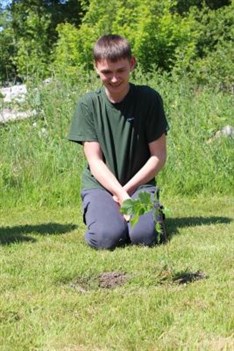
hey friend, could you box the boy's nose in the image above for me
[111,75,118,83]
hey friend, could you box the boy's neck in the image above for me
[105,83,130,103]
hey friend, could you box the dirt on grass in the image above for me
[69,269,207,293]
[98,272,128,289]
[69,271,128,292]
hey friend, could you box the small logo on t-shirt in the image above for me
[127,117,135,123]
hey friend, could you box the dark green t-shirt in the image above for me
[68,83,169,191]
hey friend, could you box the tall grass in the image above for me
[0,71,233,208]
[133,70,234,196]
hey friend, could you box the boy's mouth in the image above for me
[109,82,122,87]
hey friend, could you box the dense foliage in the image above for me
[0,0,233,89]
[0,0,85,81]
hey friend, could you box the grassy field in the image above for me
[1,72,233,350]
[0,196,233,351]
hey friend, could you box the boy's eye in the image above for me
[101,69,112,74]
[100,68,127,77]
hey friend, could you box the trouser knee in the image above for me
[128,211,157,247]
[85,226,129,250]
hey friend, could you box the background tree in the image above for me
[175,0,231,13]
[0,0,233,87]
[53,0,198,73]
[0,0,85,81]
[184,3,234,87]
[0,4,17,83]
[52,0,233,89]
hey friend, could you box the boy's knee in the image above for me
[85,226,128,250]
[129,230,157,247]
[128,214,157,247]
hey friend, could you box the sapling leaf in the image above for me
[130,216,139,227]
[138,191,151,205]
[155,222,162,234]
[120,192,169,241]
[120,194,153,228]
[138,207,145,216]
[120,199,135,215]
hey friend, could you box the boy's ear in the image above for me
[130,56,136,71]
[94,62,99,75]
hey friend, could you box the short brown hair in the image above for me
[93,34,132,62]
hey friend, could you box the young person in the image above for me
[68,34,169,250]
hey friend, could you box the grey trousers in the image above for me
[81,185,160,250]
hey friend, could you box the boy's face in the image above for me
[95,57,135,101]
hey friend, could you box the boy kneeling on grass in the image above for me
[68,34,169,250]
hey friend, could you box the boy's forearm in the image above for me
[84,141,130,203]
[124,134,167,194]
[123,154,166,195]
[88,159,130,204]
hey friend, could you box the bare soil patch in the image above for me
[69,269,206,293]
[69,271,128,292]
[98,272,128,289]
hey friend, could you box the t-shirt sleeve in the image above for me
[146,89,169,143]
[67,95,98,144]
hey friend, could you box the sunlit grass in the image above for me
[1,70,233,350]
[0,196,233,350]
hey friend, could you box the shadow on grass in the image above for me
[166,216,232,239]
[0,223,78,245]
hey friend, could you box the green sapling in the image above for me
[120,191,168,244]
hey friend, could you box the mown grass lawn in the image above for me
[0,196,233,351]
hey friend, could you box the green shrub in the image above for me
[51,0,198,73]
[13,10,52,79]
[173,3,234,90]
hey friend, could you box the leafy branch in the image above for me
[120,191,168,244]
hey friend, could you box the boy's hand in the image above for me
[112,195,131,222]
[123,214,131,222]
[112,195,119,204]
